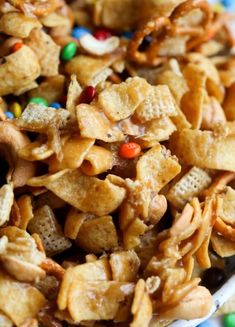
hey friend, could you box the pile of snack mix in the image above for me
[0,0,235,326]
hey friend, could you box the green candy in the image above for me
[61,42,77,61]
[223,313,235,327]
[29,97,48,107]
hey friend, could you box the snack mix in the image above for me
[0,0,234,326]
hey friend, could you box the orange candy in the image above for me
[11,42,23,53]
[118,142,141,159]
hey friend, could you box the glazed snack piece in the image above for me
[0,0,234,326]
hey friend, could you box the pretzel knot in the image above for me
[128,0,213,66]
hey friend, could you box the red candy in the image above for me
[93,29,112,40]
[80,86,96,104]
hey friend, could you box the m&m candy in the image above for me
[61,42,78,61]
[72,26,90,40]
[50,102,61,109]
[29,97,48,107]
[224,313,235,327]
[5,111,14,119]
[11,102,22,118]
[93,28,112,40]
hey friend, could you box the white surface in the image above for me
[169,276,235,327]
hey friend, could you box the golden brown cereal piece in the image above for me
[17,195,33,230]
[40,11,71,28]
[64,209,87,240]
[169,129,235,171]
[218,187,235,226]
[166,167,212,209]
[29,75,65,104]
[0,227,46,280]
[0,184,13,227]
[94,0,144,30]
[25,28,60,77]
[17,104,70,133]
[0,255,46,282]
[66,74,82,119]
[211,231,235,257]
[98,77,152,121]
[80,145,114,176]
[155,69,188,105]
[0,121,36,187]
[77,104,124,142]
[161,286,212,320]
[181,64,206,129]
[110,250,140,282]
[119,181,151,230]
[28,205,71,256]
[123,218,148,250]
[57,257,112,310]
[0,270,45,326]
[41,170,126,216]
[136,144,181,192]
[223,83,235,121]
[19,141,54,162]
[134,85,178,123]
[27,170,69,188]
[186,53,220,85]
[75,215,118,253]
[201,96,226,130]
[65,54,116,87]
[40,258,65,280]
[67,280,134,322]
[0,45,40,96]
[9,201,22,228]
[32,233,45,253]
[130,279,152,327]
[139,117,177,148]
[0,12,42,38]
[48,135,94,172]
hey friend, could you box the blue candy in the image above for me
[221,0,233,7]
[50,102,62,109]
[122,31,134,39]
[72,26,90,40]
[197,320,214,327]
[5,111,14,119]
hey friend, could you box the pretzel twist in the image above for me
[128,0,213,66]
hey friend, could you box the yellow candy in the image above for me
[11,102,22,118]
[213,3,225,13]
